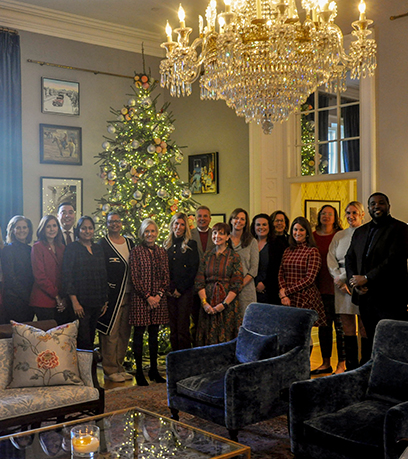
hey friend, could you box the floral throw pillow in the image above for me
[8,320,84,388]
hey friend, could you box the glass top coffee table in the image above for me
[0,406,250,458]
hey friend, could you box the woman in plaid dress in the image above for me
[195,222,244,346]
[278,217,326,327]
[129,218,170,386]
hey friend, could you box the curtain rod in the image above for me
[27,59,134,80]
[390,12,408,20]
[0,26,19,34]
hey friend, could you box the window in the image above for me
[295,79,360,176]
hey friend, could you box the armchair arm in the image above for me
[290,362,372,449]
[385,401,408,459]
[166,340,237,398]
[224,345,309,430]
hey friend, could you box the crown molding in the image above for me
[0,0,164,57]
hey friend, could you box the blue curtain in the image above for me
[0,31,23,236]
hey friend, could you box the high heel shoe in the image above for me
[148,369,166,383]
[136,370,149,386]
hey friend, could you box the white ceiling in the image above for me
[0,0,402,57]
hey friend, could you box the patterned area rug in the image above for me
[105,382,294,459]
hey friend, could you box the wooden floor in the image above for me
[98,341,339,390]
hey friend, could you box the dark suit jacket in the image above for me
[191,227,215,259]
[345,215,408,320]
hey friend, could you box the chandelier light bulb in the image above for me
[199,15,204,34]
[359,0,366,20]
[166,21,173,42]
[218,15,225,29]
[178,4,186,28]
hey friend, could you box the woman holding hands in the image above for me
[278,217,326,326]
[195,222,243,346]
[164,212,199,351]
[327,201,368,369]
[62,216,108,350]
[129,218,169,386]
[30,215,66,322]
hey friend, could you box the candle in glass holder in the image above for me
[71,425,100,458]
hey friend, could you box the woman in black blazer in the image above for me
[164,212,199,351]
[2,215,34,323]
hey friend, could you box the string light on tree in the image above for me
[94,69,198,241]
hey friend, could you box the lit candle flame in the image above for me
[165,21,172,41]
[358,0,366,20]
[199,15,204,35]
[178,4,186,28]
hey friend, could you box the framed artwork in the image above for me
[40,124,82,165]
[41,77,80,116]
[304,199,341,230]
[188,152,219,194]
[41,177,83,217]
[212,213,226,225]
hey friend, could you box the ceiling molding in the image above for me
[0,0,164,57]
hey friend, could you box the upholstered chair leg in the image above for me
[170,408,179,421]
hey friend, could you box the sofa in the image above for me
[0,320,104,434]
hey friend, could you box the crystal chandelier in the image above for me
[159,0,376,134]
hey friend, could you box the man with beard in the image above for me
[346,192,408,356]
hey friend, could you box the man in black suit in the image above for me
[57,202,76,245]
[345,192,408,355]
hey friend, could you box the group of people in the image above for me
[0,191,407,386]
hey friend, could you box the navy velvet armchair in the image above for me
[166,302,318,441]
[290,319,408,459]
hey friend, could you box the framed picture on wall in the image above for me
[41,77,80,116]
[40,124,82,165]
[304,200,341,230]
[41,177,83,217]
[212,213,226,224]
[188,152,219,194]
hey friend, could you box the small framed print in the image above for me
[211,213,226,225]
[40,124,82,165]
[188,152,219,194]
[41,77,80,116]
[304,200,341,230]
[41,177,83,217]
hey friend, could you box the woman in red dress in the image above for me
[278,217,326,327]
[312,205,345,375]
[129,218,170,386]
[30,215,66,322]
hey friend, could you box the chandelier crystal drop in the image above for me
[159,0,376,134]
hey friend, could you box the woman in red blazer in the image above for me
[30,215,66,322]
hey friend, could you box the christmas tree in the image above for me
[300,102,317,176]
[94,70,198,240]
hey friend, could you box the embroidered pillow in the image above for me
[236,326,279,364]
[8,320,83,388]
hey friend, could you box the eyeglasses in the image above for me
[108,220,122,224]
